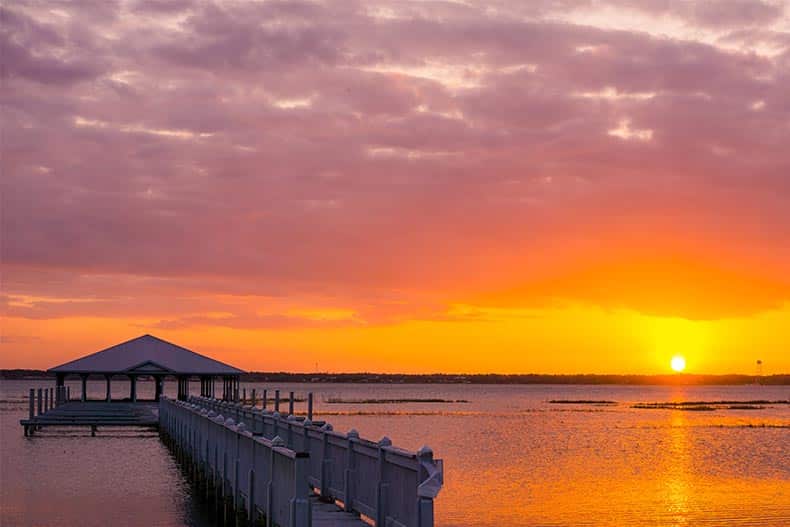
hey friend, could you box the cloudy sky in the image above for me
[2,0,789,373]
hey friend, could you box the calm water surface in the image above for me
[1,380,788,526]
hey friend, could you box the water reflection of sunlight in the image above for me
[665,411,691,525]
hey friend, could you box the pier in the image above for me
[18,334,444,526]
[161,395,443,527]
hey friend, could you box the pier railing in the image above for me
[159,397,312,526]
[22,385,71,435]
[187,395,443,527]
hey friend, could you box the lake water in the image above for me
[1,380,788,526]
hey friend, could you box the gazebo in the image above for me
[48,334,245,402]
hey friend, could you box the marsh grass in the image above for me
[632,400,785,411]
[326,397,469,404]
[548,399,617,405]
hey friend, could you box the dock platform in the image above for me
[20,401,159,436]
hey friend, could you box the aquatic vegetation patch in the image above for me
[313,410,483,416]
[548,399,617,405]
[632,400,785,411]
[633,403,716,411]
[325,397,469,404]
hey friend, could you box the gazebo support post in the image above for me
[56,374,65,404]
[154,376,163,402]
[130,374,137,402]
[80,374,88,402]
[176,376,189,401]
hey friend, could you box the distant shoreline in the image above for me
[1,369,788,385]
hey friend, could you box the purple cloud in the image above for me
[1,0,789,324]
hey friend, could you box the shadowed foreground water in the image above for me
[1,380,788,526]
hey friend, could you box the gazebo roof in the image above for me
[48,334,245,376]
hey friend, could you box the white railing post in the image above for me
[307,393,313,421]
[416,446,441,527]
[302,420,311,453]
[287,415,296,447]
[234,423,244,518]
[319,423,333,499]
[255,409,264,436]
[248,439,257,523]
[272,412,281,440]
[376,436,392,527]
[344,429,359,511]
[267,436,285,526]
[291,452,311,527]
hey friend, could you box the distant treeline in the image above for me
[1,369,788,385]
[240,372,790,385]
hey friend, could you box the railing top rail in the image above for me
[185,394,428,458]
[161,397,306,459]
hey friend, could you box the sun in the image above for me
[670,355,686,373]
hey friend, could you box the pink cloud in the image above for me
[2,0,789,323]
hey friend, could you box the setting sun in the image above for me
[671,356,687,372]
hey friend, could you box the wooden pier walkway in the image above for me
[161,396,443,527]
[310,496,371,526]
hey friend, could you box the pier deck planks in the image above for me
[20,401,159,429]
[310,495,370,526]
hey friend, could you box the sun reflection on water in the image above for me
[665,411,690,525]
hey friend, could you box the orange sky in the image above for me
[2,1,789,374]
